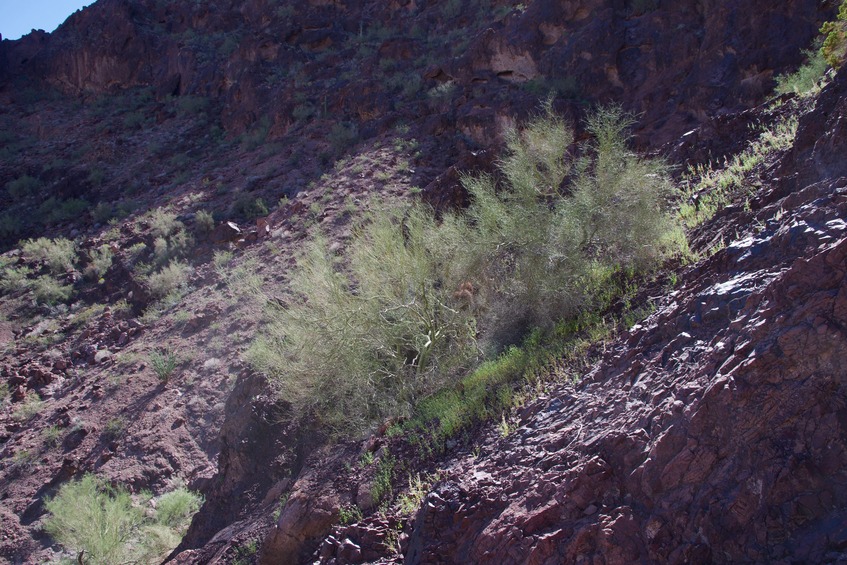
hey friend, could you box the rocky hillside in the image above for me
[0,0,844,564]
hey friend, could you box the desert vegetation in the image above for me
[43,474,202,564]
[250,103,685,435]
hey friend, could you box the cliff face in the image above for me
[0,1,844,564]
[0,0,828,145]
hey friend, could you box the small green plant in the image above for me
[148,208,183,238]
[31,274,73,304]
[338,504,363,525]
[92,202,116,223]
[328,121,359,155]
[147,260,192,300]
[194,209,215,234]
[44,475,143,564]
[371,451,395,505]
[231,196,269,219]
[359,450,375,468]
[498,413,514,437]
[0,265,32,295]
[774,49,829,96]
[213,250,233,271]
[272,493,289,522]
[150,348,178,381]
[680,115,798,227]
[822,1,847,68]
[43,425,63,447]
[103,418,125,439]
[83,245,114,282]
[14,449,36,468]
[155,486,203,529]
[38,197,90,225]
[12,391,43,422]
[397,472,439,515]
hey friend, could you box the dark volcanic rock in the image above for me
[0,0,831,148]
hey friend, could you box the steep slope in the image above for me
[270,76,847,564]
[395,85,847,563]
[0,1,841,564]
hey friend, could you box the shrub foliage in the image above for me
[43,474,203,564]
[251,103,684,435]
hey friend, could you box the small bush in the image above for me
[774,49,829,95]
[822,1,847,68]
[38,197,90,224]
[155,487,203,529]
[6,174,40,199]
[0,212,24,239]
[91,202,116,224]
[32,275,74,304]
[0,265,32,295]
[150,348,178,381]
[148,208,183,238]
[43,474,202,564]
[22,237,77,273]
[44,475,142,564]
[102,418,125,439]
[194,210,215,234]
[147,260,192,300]
[12,391,43,422]
[328,121,359,154]
[230,196,268,220]
[83,245,113,282]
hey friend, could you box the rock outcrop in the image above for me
[0,0,830,147]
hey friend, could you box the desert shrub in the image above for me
[32,275,74,304]
[6,174,40,199]
[252,102,683,435]
[155,486,203,528]
[459,105,681,347]
[21,237,77,274]
[328,121,359,154]
[822,1,847,68]
[39,197,90,224]
[775,48,829,95]
[249,207,480,433]
[194,209,215,234]
[91,202,115,224]
[12,391,43,421]
[146,260,192,300]
[84,245,113,282]
[44,475,202,565]
[44,475,143,564]
[0,212,24,239]
[148,208,183,238]
[0,265,32,294]
[230,196,268,219]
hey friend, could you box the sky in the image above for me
[0,0,96,41]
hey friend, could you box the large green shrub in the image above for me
[44,475,144,564]
[251,103,684,435]
[43,474,203,565]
